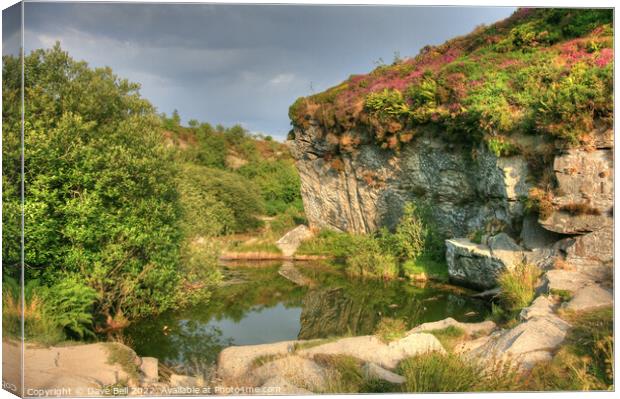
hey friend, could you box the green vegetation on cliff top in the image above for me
[289,8,613,151]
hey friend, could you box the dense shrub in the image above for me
[389,201,445,261]
[238,159,303,216]
[178,164,264,233]
[345,239,399,280]
[1,44,192,323]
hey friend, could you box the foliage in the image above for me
[41,276,99,339]
[374,317,407,343]
[496,263,541,318]
[238,159,303,216]
[345,236,399,280]
[289,9,613,151]
[177,163,263,234]
[399,352,520,392]
[1,276,97,343]
[2,44,190,323]
[177,241,222,308]
[486,136,520,157]
[401,256,449,282]
[296,230,364,258]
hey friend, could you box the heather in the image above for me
[289,9,613,151]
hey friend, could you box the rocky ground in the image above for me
[1,341,205,397]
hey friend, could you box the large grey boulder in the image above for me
[542,270,593,294]
[140,357,159,384]
[563,227,613,280]
[446,234,524,290]
[362,363,406,384]
[466,312,570,370]
[276,225,314,257]
[217,340,297,381]
[297,333,445,370]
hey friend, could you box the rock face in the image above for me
[289,126,530,236]
[291,122,613,291]
[540,148,613,234]
[445,234,524,289]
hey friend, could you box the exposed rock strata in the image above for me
[289,126,530,236]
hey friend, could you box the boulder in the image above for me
[259,376,312,395]
[520,214,563,250]
[140,357,159,383]
[276,225,314,257]
[14,342,141,395]
[542,270,593,294]
[564,285,613,312]
[407,317,496,337]
[362,363,406,384]
[466,313,570,370]
[297,333,445,370]
[252,355,326,392]
[446,235,524,290]
[217,340,297,381]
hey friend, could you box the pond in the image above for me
[124,261,490,373]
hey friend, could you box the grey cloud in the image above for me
[21,3,516,138]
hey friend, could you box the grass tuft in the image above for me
[374,317,407,343]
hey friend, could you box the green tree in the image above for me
[2,43,196,324]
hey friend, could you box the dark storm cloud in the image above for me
[22,2,515,138]
[2,2,21,56]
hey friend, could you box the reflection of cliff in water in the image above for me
[299,287,380,339]
[298,280,490,340]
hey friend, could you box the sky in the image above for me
[4,2,516,139]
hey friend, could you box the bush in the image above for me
[401,256,449,282]
[41,276,99,339]
[391,201,445,262]
[399,352,481,392]
[238,159,302,216]
[296,230,363,258]
[179,165,264,233]
[496,263,541,317]
[2,44,187,322]
[341,234,399,279]
[2,276,97,343]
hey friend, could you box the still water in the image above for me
[125,261,489,371]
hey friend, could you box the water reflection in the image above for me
[125,261,488,369]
